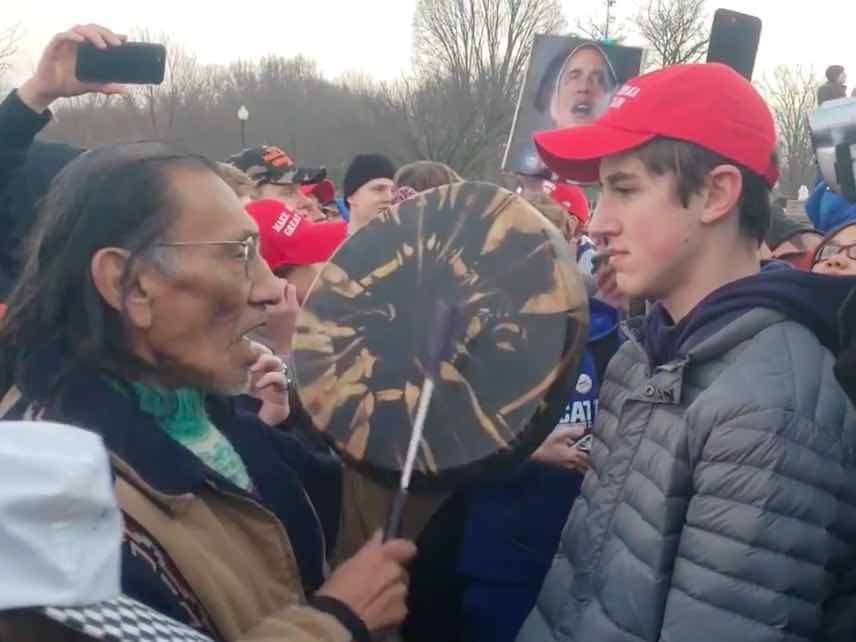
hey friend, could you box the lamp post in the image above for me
[237,105,249,148]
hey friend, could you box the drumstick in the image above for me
[384,301,458,541]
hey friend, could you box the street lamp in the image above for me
[237,105,249,148]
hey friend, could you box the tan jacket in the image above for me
[113,456,352,642]
[114,457,446,642]
[1,364,447,642]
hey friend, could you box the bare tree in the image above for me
[395,0,564,176]
[0,25,21,80]
[41,10,577,182]
[129,29,205,137]
[575,0,626,42]
[633,0,709,69]
[761,65,818,197]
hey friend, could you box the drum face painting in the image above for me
[293,182,589,490]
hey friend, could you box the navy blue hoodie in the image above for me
[642,261,856,367]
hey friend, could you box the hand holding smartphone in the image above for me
[18,24,135,113]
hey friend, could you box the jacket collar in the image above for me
[622,307,788,376]
[20,343,217,497]
[18,343,328,590]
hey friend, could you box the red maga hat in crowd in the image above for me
[544,181,590,225]
[245,199,346,270]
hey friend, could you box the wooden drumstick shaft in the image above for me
[385,302,457,541]
[402,377,434,490]
[384,377,435,540]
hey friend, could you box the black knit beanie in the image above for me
[344,153,397,200]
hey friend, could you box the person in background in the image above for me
[518,62,856,642]
[245,198,346,307]
[760,207,823,270]
[243,197,349,557]
[343,153,397,235]
[0,141,417,642]
[805,175,856,233]
[394,161,462,193]
[216,162,257,205]
[450,190,621,642]
[811,220,856,276]
[818,65,848,105]
[301,179,338,221]
[543,181,597,276]
[228,146,326,221]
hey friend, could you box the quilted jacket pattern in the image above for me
[518,308,856,642]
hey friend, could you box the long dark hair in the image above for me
[0,142,219,398]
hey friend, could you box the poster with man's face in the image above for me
[503,34,644,176]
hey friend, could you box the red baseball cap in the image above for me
[301,179,336,205]
[534,63,779,188]
[544,181,590,225]
[245,199,346,270]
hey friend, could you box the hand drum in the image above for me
[292,182,589,490]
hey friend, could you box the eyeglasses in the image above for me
[154,236,261,277]
[815,241,856,264]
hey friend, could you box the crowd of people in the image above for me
[2,20,856,642]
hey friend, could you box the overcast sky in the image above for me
[4,1,855,87]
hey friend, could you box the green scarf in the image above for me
[112,378,253,491]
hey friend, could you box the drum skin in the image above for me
[293,181,589,490]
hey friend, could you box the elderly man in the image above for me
[0,142,415,642]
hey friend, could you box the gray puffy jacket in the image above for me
[517,308,856,642]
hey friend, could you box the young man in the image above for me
[343,153,396,235]
[516,63,856,642]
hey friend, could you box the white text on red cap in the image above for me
[273,212,301,237]
[610,84,641,110]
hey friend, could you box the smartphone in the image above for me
[75,42,167,84]
[573,433,593,454]
[706,9,762,81]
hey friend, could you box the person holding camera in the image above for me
[0,24,126,300]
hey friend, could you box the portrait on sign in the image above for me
[503,34,644,177]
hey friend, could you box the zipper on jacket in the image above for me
[204,480,328,591]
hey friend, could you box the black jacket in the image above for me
[0,91,82,297]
